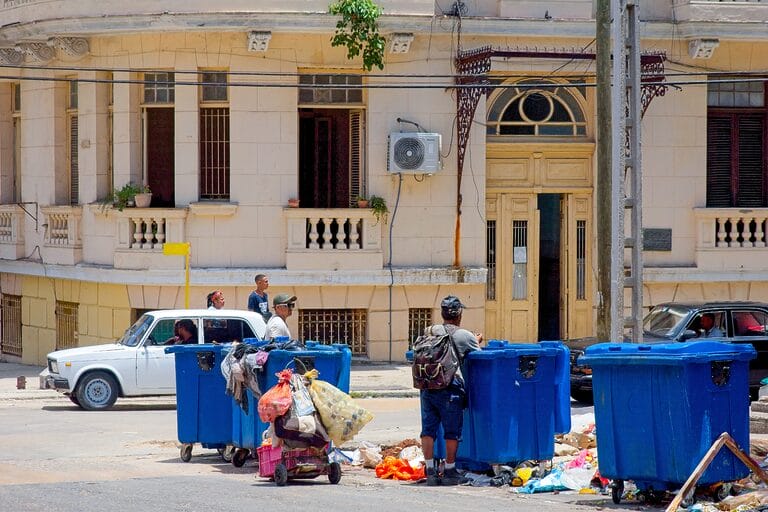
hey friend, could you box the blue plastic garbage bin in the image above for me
[579,341,755,497]
[230,341,352,462]
[457,342,560,468]
[165,343,234,462]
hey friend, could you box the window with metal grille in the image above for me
[68,79,78,205]
[299,73,363,105]
[512,220,528,300]
[298,308,368,356]
[199,107,230,200]
[408,308,432,349]
[55,301,78,350]
[486,220,496,300]
[707,79,767,207]
[1,294,22,357]
[576,220,586,300]
[144,72,175,104]
[12,82,20,112]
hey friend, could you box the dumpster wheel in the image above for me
[611,480,624,504]
[232,448,249,468]
[712,482,733,502]
[180,444,193,462]
[274,463,288,486]
[218,445,235,463]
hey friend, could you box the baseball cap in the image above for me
[273,293,297,306]
[441,295,464,316]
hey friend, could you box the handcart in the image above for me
[257,443,341,486]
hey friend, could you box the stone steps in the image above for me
[751,399,768,434]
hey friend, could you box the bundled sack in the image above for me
[305,370,373,446]
[290,373,315,417]
[257,369,294,423]
[274,409,329,449]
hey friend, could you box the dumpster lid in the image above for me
[467,344,558,360]
[579,341,756,366]
[164,343,232,354]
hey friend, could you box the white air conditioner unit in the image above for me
[387,132,442,174]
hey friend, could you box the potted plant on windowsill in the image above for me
[102,183,142,212]
[356,196,369,208]
[288,197,300,208]
[368,194,388,225]
[134,185,152,208]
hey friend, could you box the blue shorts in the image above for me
[419,383,466,441]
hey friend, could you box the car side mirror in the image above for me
[680,329,698,341]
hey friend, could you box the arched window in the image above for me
[487,79,587,137]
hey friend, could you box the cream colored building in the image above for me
[0,1,766,365]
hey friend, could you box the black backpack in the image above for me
[411,325,459,390]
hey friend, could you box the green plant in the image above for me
[368,194,388,224]
[108,182,142,211]
[329,0,386,72]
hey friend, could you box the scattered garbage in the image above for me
[375,456,425,481]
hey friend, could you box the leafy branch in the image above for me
[329,0,386,71]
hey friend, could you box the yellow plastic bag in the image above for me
[307,375,373,446]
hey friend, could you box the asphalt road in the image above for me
[0,395,613,512]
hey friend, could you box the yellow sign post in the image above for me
[162,242,191,308]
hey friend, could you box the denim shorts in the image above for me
[419,383,467,441]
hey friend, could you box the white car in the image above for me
[40,309,267,410]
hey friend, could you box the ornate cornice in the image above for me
[0,47,23,65]
[14,41,54,62]
[47,37,89,58]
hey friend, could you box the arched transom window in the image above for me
[487,79,587,137]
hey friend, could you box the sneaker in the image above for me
[425,467,441,486]
[441,467,466,486]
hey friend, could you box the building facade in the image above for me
[0,0,766,365]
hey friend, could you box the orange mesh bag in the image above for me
[257,369,294,423]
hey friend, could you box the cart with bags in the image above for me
[255,365,372,486]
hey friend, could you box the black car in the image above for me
[567,301,768,403]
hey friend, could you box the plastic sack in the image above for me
[307,374,373,446]
[290,374,315,417]
[355,441,382,468]
[257,369,294,423]
[375,456,425,481]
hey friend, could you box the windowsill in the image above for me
[188,202,238,217]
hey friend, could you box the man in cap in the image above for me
[265,293,297,341]
[420,295,482,486]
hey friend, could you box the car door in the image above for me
[201,316,256,344]
[135,317,200,392]
[729,308,768,388]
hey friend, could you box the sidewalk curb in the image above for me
[350,390,419,399]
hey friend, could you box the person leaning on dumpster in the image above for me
[420,295,482,486]
[264,293,296,341]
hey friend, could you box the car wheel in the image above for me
[571,389,594,404]
[68,394,80,406]
[75,371,119,411]
[611,480,624,505]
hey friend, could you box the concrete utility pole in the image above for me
[596,0,644,342]
[595,0,612,342]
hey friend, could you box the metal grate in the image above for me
[408,308,432,349]
[486,220,496,300]
[199,107,230,200]
[298,308,367,356]
[1,294,22,357]
[348,110,364,206]
[512,220,528,300]
[69,116,78,205]
[55,301,78,350]
[576,220,586,300]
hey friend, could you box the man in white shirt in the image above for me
[265,293,296,341]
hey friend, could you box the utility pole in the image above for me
[595,0,612,342]
[596,0,644,342]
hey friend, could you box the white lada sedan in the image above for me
[40,309,267,410]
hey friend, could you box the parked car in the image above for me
[40,309,267,410]
[567,301,768,403]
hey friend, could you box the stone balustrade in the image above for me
[0,204,24,259]
[694,207,768,270]
[285,207,383,270]
[113,208,188,269]
[41,206,81,247]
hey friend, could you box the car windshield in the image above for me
[118,314,154,347]
[643,305,691,338]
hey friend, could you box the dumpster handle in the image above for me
[519,355,539,379]
[710,361,731,387]
[196,351,216,371]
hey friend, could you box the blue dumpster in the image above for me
[579,341,755,497]
[165,343,234,462]
[457,342,560,468]
[230,341,352,463]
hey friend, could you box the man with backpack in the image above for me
[413,295,482,486]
